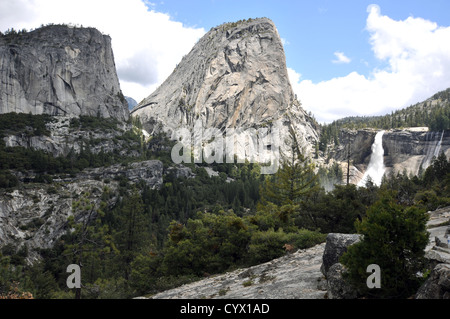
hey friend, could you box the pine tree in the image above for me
[64,192,116,299]
[113,189,148,281]
[258,130,318,228]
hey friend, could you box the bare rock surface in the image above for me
[0,25,129,121]
[132,18,318,161]
[149,243,327,299]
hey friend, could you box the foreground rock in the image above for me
[319,233,362,299]
[415,206,450,299]
[320,233,362,277]
[416,263,450,299]
[148,243,327,299]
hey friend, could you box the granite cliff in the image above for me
[0,25,129,121]
[131,18,318,162]
[329,128,449,184]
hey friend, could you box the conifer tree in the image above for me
[258,129,318,228]
[340,192,429,298]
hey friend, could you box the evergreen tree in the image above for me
[340,192,429,298]
[64,192,116,299]
[113,189,148,282]
[259,141,317,208]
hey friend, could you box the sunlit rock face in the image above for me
[132,18,319,164]
[0,25,129,121]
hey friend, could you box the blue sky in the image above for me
[153,0,450,84]
[1,0,450,123]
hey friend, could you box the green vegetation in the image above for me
[0,112,52,138]
[0,113,145,188]
[0,112,449,299]
[340,192,429,298]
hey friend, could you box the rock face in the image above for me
[331,128,450,184]
[326,263,357,299]
[383,129,450,176]
[2,116,134,158]
[0,25,129,121]
[319,233,362,299]
[415,263,450,299]
[131,18,318,162]
[416,206,450,299]
[0,160,163,260]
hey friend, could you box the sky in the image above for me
[1,0,450,123]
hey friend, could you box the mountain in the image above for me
[0,25,129,121]
[131,18,318,162]
[125,96,138,110]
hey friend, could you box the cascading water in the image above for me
[433,130,445,158]
[422,130,445,169]
[358,130,385,187]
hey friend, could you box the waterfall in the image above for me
[433,130,445,158]
[358,130,385,187]
[422,130,445,169]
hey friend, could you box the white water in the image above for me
[433,130,445,158]
[358,131,385,187]
[422,130,445,169]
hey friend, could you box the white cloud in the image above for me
[332,51,351,64]
[290,5,450,123]
[0,0,205,102]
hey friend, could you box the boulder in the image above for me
[321,233,362,277]
[326,263,357,299]
[416,263,450,299]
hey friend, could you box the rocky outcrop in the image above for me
[415,206,450,299]
[325,263,357,299]
[0,179,118,261]
[332,129,376,166]
[75,160,163,188]
[415,263,450,299]
[0,160,163,260]
[383,129,449,176]
[0,25,129,121]
[2,116,134,157]
[146,243,327,299]
[320,233,362,277]
[319,233,362,299]
[132,18,318,163]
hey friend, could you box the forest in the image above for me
[0,113,449,299]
